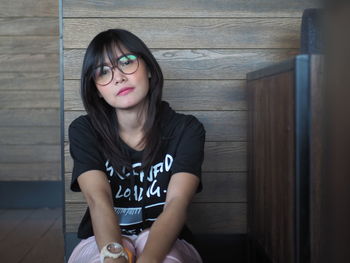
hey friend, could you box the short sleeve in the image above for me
[171,116,206,191]
[68,116,105,192]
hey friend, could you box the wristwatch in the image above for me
[100,242,129,262]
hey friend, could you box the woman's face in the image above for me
[94,45,150,112]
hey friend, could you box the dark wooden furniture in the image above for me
[247,54,324,263]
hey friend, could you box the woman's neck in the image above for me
[116,102,148,150]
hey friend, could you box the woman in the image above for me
[68,29,205,263]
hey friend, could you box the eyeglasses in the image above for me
[93,54,139,86]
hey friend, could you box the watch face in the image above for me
[107,243,123,254]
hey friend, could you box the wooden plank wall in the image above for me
[0,1,60,181]
[63,0,320,234]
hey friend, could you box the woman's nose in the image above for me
[112,68,127,84]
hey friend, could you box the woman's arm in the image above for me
[78,170,128,263]
[137,172,200,263]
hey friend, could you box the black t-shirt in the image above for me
[69,101,205,242]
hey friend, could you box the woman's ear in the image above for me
[148,71,152,79]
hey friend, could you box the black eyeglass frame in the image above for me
[92,53,140,86]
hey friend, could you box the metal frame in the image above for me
[294,55,311,263]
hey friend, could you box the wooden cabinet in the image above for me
[247,55,324,263]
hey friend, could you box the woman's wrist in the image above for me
[100,242,130,263]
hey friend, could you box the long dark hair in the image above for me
[81,29,164,173]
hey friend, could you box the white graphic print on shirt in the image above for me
[104,154,174,234]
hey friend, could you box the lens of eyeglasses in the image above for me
[94,66,113,85]
[117,54,139,74]
[93,54,139,86]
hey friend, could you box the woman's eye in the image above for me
[100,67,111,75]
[119,55,137,67]
[120,60,131,66]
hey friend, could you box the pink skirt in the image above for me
[68,230,203,263]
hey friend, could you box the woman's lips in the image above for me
[117,87,134,96]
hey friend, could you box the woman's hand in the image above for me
[136,173,199,263]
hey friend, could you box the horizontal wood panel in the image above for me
[196,172,246,202]
[63,0,320,18]
[0,72,58,91]
[0,18,58,36]
[0,109,59,127]
[64,142,247,173]
[0,127,60,145]
[64,49,298,80]
[187,203,246,234]
[64,110,246,142]
[65,202,247,233]
[64,18,300,49]
[0,0,58,17]
[0,90,59,109]
[0,53,58,73]
[203,142,247,171]
[162,80,247,110]
[0,36,58,54]
[0,145,60,163]
[0,162,61,181]
[65,172,247,203]
[64,79,247,111]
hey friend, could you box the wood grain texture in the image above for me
[64,142,247,173]
[0,209,33,241]
[0,208,60,263]
[247,70,295,263]
[0,0,58,17]
[64,79,247,111]
[0,162,61,181]
[64,49,298,80]
[65,202,246,233]
[310,55,324,263]
[0,53,58,72]
[0,127,60,145]
[63,0,320,18]
[64,110,246,142]
[195,172,246,202]
[0,145,60,163]
[0,0,60,183]
[21,216,64,263]
[191,111,247,141]
[0,36,58,54]
[0,18,58,35]
[65,172,247,203]
[0,72,58,91]
[64,18,300,49]
[203,142,246,172]
[0,109,59,126]
[0,90,59,109]
[187,203,247,234]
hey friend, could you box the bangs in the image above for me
[94,40,129,68]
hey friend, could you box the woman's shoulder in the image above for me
[68,114,95,138]
[174,112,203,130]
[160,101,205,135]
[69,114,92,128]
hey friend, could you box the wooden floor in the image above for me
[0,208,64,263]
